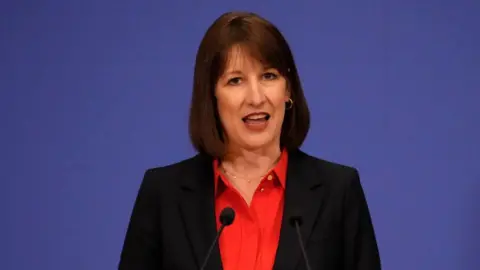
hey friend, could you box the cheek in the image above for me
[269,81,289,105]
[272,92,288,109]
[274,105,286,123]
[216,97,238,121]
[271,92,287,120]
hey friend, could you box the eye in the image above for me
[227,77,242,85]
[263,72,278,80]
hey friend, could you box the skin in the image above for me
[215,45,290,204]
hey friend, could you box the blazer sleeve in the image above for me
[118,169,162,270]
[343,169,382,269]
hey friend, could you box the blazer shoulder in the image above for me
[142,154,206,185]
[297,150,360,186]
[146,154,200,174]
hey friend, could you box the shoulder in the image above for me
[140,154,208,187]
[292,149,360,188]
[144,154,203,178]
[292,150,369,210]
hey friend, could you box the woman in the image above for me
[119,11,381,270]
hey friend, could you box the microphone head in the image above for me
[219,207,235,226]
[289,215,303,226]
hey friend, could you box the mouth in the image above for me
[242,112,271,123]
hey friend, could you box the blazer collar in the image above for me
[273,149,325,270]
[179,153,221,270]
[179,150,324,270]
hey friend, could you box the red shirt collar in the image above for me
[213,149,289,194]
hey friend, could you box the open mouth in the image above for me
[242,113,271,123]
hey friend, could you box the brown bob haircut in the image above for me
[189,11,310,158]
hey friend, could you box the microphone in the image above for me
[289,215,312,270]
[199,207,235,270]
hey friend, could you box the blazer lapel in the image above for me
[179,154,223,270]
[274,150,325,270]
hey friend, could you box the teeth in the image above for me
[242,113,270,122]
[248,115,266,120]
[245,114,268,120]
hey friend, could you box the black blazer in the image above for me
[118,150,381,270]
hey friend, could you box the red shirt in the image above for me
[213,150,288,270]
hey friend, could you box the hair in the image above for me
[188,11,310,158]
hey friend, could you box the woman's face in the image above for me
[215,46,290,152]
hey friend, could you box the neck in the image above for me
[221,144,282,177]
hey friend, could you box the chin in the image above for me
[240,135,277,151]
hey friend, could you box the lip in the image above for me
[242,112,270,121]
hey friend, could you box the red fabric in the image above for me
[213,150,288,270]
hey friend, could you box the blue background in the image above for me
[2,0,479,269]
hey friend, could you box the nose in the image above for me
[246,79,266,106]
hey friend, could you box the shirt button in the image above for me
[267,175,273,181]
[260,188,265,192]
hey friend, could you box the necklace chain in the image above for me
[220,155,281,183]
[221,166,269,183]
